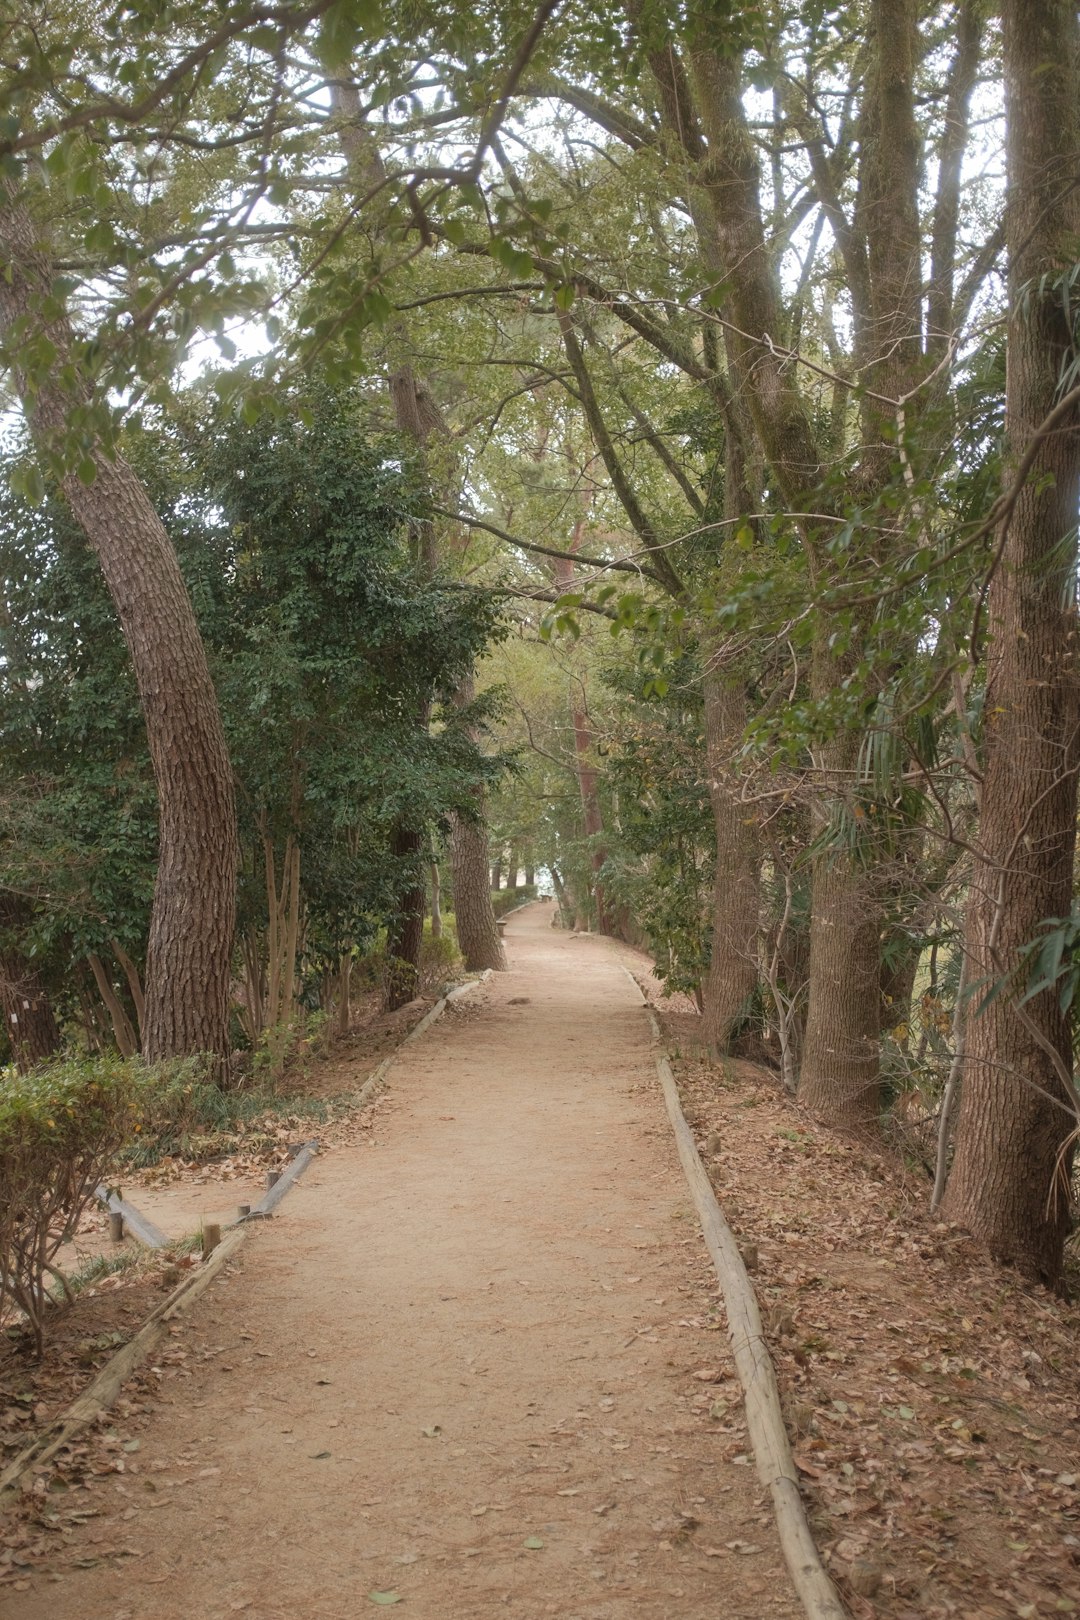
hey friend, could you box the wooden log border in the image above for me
[95,1186,169,1250]
[0,1225,247,1508]
[624,971,846,1620]
[353,967,493,1110]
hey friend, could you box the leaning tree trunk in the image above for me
[701,660,760,1054]
[0,188,237,1065]
[941,0,1080,1287]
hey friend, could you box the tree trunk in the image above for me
[336,952,352,1038]
[798,722,883,1129]
[430,845,443,941]
[452,813,507,970]
[110,939,146,1045]
[0,187,237,1066]
[384,823,426,1010]
[550,865,576,930]
[941,0,1080,1287]
[551,550,615,936]
[491,859,503,891]
[449,674,506,972]
[701,660,760,1054]
[86,952,138,1058]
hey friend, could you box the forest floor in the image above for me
[0,904,802,1620]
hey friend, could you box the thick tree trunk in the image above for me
[452,812,507,971]
[701,662,760,1054]
[798,720,883,1128]
[941,0,1080,1287]
[799,847,883,1129]
[0,189,237,1066]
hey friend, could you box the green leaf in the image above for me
[369,1593,402,1606]
[523,1536,544,1550]
[77,458,97,488]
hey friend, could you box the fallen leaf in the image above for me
[523,1536,544,1550]
[369,1592,402,1606]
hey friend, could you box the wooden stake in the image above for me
[266,1169,281,1189]
[237,1204,250,1219]
[202,1222,221,1259]
[108,1211,124,1243]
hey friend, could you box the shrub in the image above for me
[0,1054,143,1354]
[491,884,536,920]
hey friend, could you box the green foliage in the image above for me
[0,1053,143,1352]
[120,1054,343,1165]
[0,461,157,994]
[490,883,537,918]
[600,654,713,997]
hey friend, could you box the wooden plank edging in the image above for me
[1,968,497,1511]
[353,968,492,1109]
[0,1227,247,1508]
[95,1185,170,1249]
[245,1141,318,1218]
[624,973,846,1620]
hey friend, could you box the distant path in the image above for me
[8,906,798,1620]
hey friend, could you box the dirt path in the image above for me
[7,906,799,1620]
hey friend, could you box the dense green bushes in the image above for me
[0,1055,143,1353]
[490,885,537,919]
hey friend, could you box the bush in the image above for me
[491,884,536,919]
[0,1054,143,1354]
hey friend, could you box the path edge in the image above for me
[622,968,847,1620]
[353,967,492,1109]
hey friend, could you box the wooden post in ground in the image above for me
[202,1222,221,1259]
[108,1212,124,1243]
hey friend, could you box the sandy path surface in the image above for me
[9,906,798,1620]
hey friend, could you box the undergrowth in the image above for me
[120,1057,347,1167]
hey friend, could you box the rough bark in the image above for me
[941,0,1080,1287]
[701,659,760,1054]
[0,187,237,1065]
[452,811,507,970]
[799,847,884,1129]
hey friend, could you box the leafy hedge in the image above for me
[0,1055,143,1354]
[491,884,537,919]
